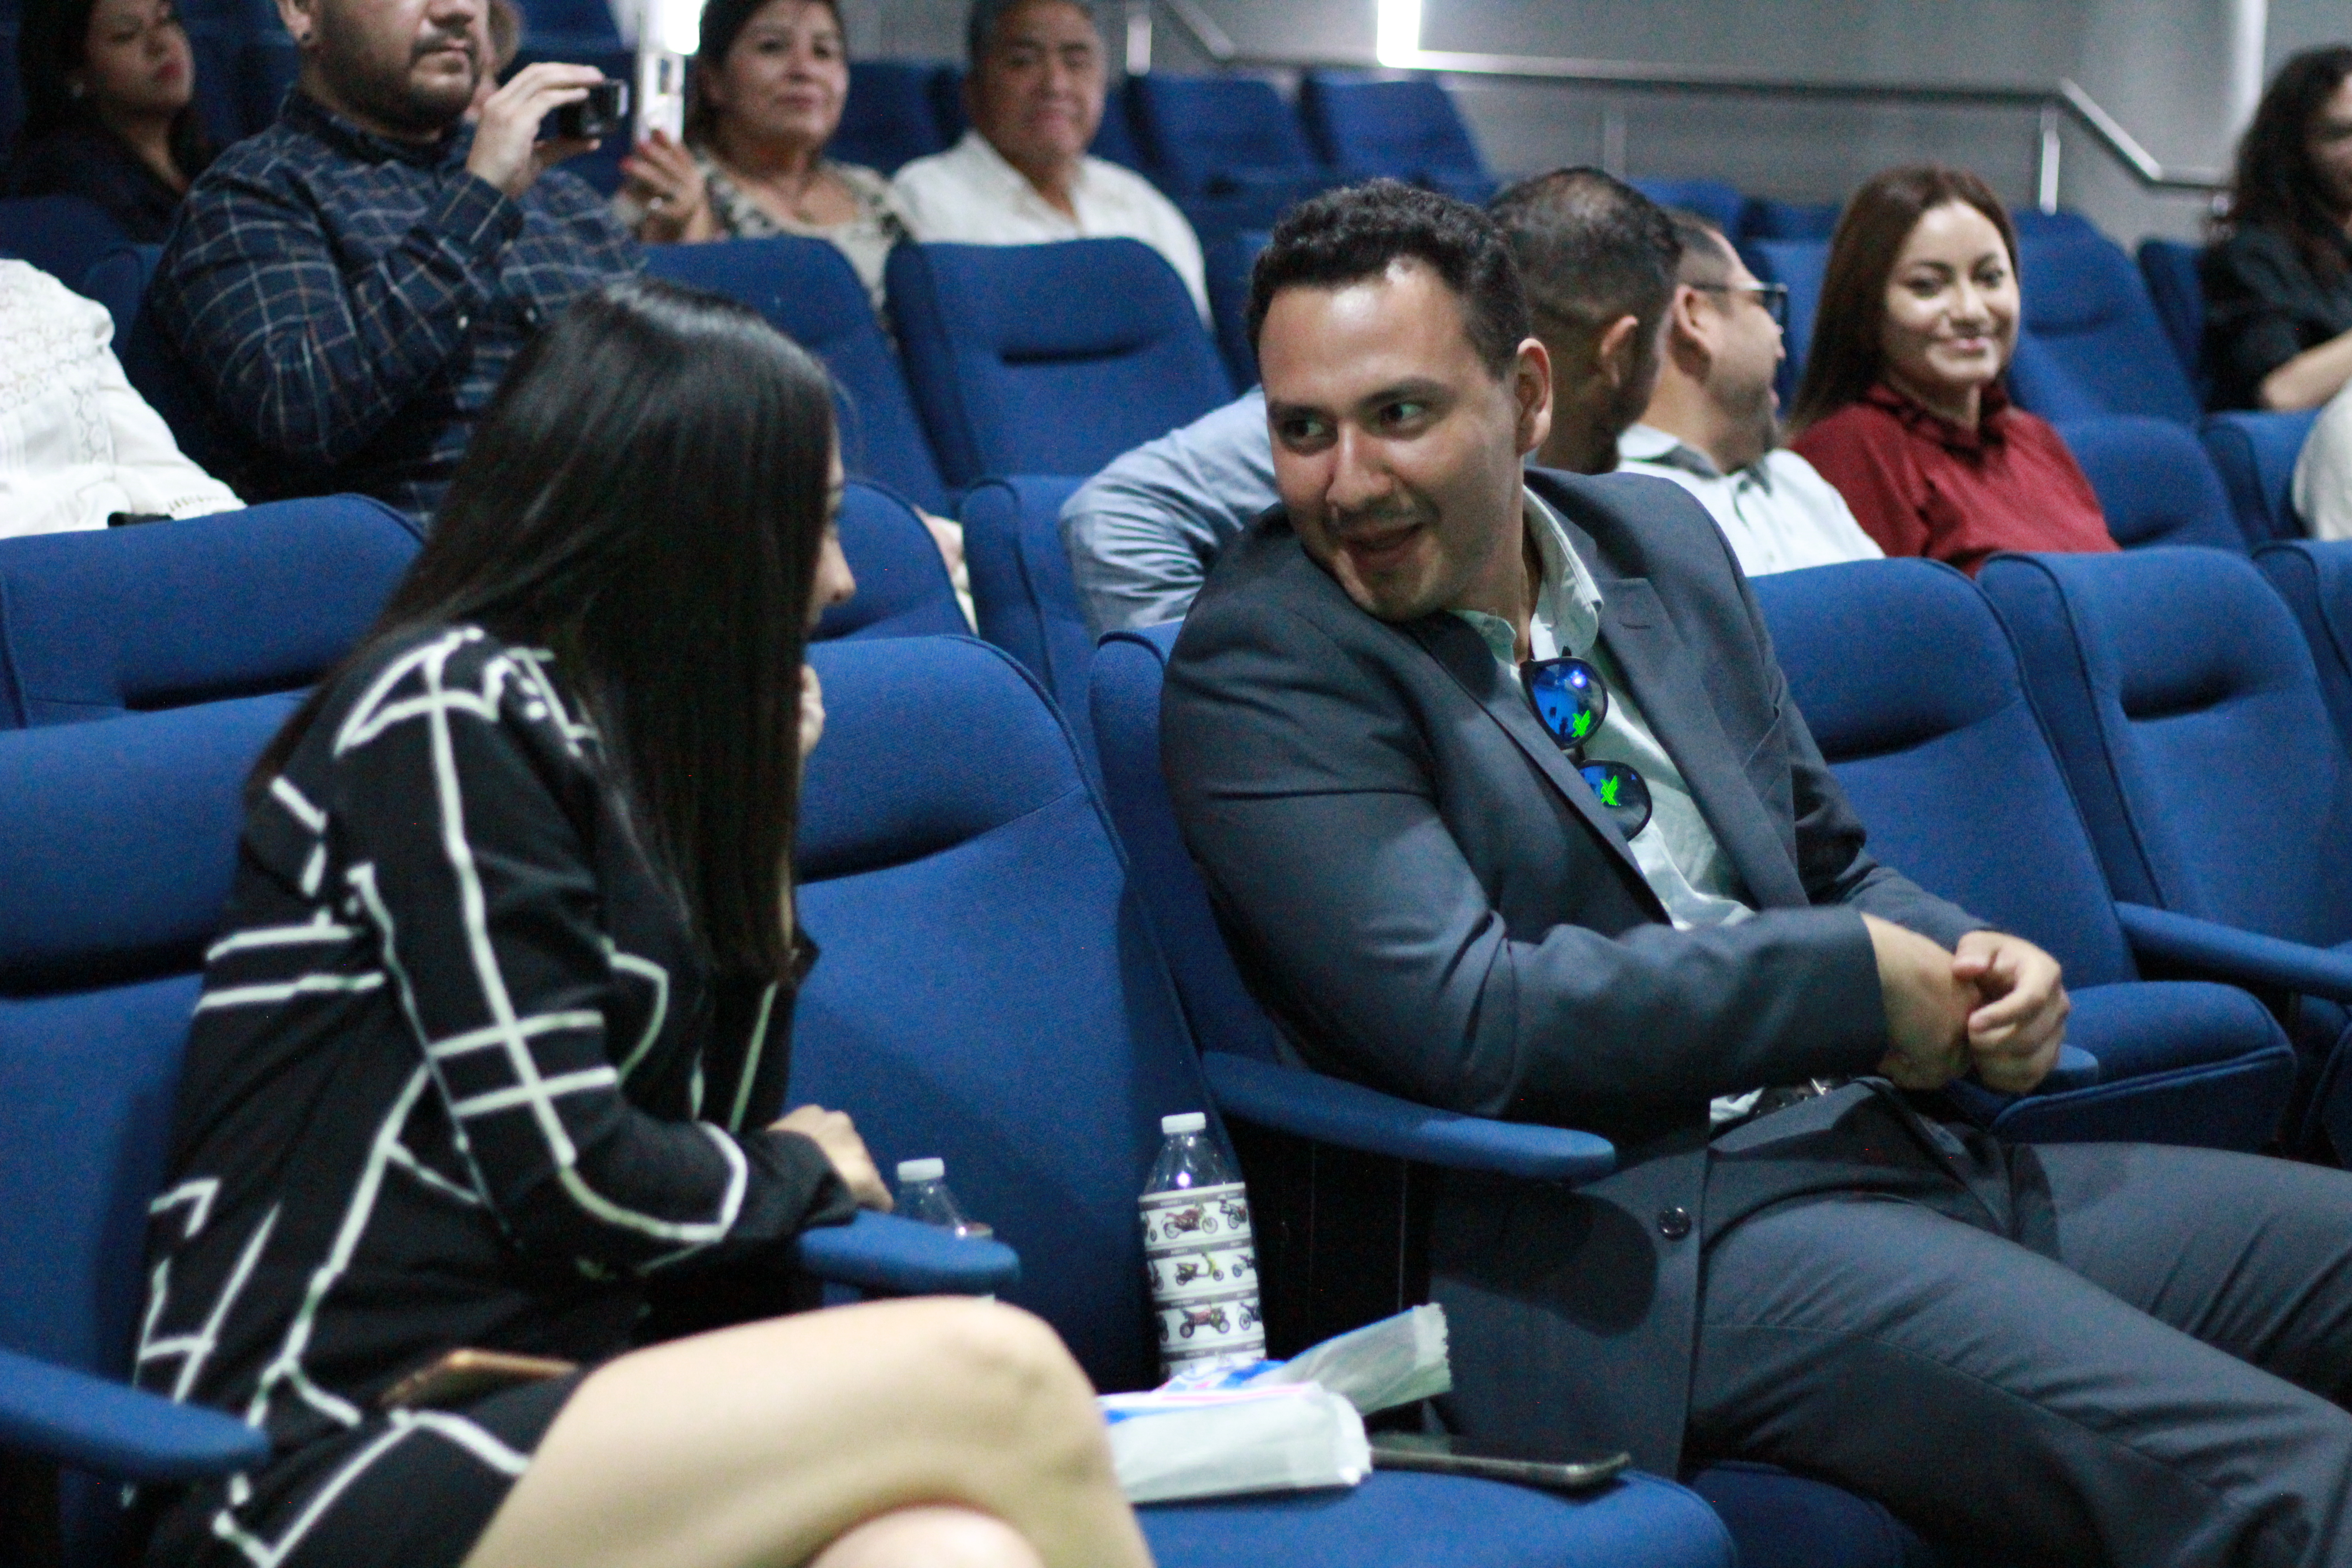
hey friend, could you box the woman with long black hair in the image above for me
[2205,46,2352,413]
[128,276,1152,1568]
[6,0,214,241]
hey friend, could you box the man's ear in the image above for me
[277,0,318,48]
[1594,313,1644,390]
[1666,283,1719,368]
[1511,334,1553,456]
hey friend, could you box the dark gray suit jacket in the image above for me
[1162,467,1984,1471]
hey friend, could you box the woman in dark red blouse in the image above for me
[1789,165,2118,575]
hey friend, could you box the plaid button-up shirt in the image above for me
[154,91,640,521]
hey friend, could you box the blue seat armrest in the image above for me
[2117,903,2352,1002]
[2042,1044,2103,1090]
[1200,1052,1616,1183]
[0,1346,270,1481]
[794,1209,1021,1295]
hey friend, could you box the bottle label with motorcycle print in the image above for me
[1139,1181,1264,1373]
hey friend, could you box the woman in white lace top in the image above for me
[617,0,909,314]
[0,258,239,537]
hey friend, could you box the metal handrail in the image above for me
[1134,4,2229,205]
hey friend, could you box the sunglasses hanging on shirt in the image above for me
[1520,657,1655,839]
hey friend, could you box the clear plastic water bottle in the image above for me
[1139,1112,1264,1376]
[895,1158,993,1240]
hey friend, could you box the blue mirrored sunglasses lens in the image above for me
[1580,761,1653,838]
[1529,662,1605,745]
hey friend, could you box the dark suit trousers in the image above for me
[1688,1138,2352,1567]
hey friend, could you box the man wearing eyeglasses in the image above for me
[1162,179,2352,1563]
[1616,211,1882,574]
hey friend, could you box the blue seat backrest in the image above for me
[958,475,1095,770]
[0,497,420,729]
[0,695,293,1371]
[1129,74,1319,197]
[0,23,20,148]
[812,480,967,642]
[2136,237,2208,398]
[2007,234,2202,426]
[78,244,238,477]
[643,235,950,512]
[1089,78,1145,171]
[1203,227,1270,388]
[2202,407,2321,546]
[0,195,128,290]
[1090,623,1289,1064]
[1749,560,2136,986]
[0,693,291,1565]
[2008,207,2102,243]
[1632,178,1747,236]
[2254,540,2352,751]
[181,18,250,144]
[832,60,949,173]
[1297,71,1487,181]
[2053,415,2242,552]
[1980,547,2352,946]
[791,635,1218,1392]
[927,64,968,145]
[1740,199,1839,241]
[239,33,302,132]
[1748,238,1826,405]
[515,0,623,47]
[887,238,1233,486]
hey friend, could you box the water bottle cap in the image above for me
[896,1157,945,1182]
[1160,1112,1207,1135]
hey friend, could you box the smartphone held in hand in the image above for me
[546,80,628,142]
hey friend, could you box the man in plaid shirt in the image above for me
[152,0,640,522]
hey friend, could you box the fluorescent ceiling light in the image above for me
[1376,0,1421,66]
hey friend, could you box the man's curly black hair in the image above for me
[1245,179,1531,378]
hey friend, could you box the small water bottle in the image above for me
[1139,1112,1264,1376]
[895,1158,993,1240]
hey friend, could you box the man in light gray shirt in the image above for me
[1617,211,1880,576]
[1061,168,1680,638]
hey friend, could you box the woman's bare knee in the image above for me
[809,1505,1045,1568]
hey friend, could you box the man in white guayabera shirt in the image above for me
[890,0,1207,320]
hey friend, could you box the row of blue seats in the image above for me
[0,500,1918,1568]
[10,477,2352,1564]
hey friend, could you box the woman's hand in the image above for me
[798,663,825,762]
[620,131,714,243]
[771,1104,892,1210]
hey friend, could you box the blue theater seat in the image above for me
[1631,178,1746,236]
[831,60,952,173]
[2136,236,2208,398]
[2254,539,2352,745]
[1204,228,1272,387]
[1296,71,1494,202]
[1752,559,2293,1148]
[1740,199,1840,241]
[643,235,951,512]
[792,633,1734,1568]
[1746,238,1826,404]
[1089,78,1147,171]
[2007,206,2102,242]
[1981,547,2352,1156]
[75,244,235,478]
[957,474,1094,769]
[0,196,127,292]
[926,64,968,147]
[2005,233,2203,426]
[0,497,421,730]
[813,480,968,642]
[2202,406,2322,545]
[239,32,302,132]
[2054,414,2243,551]
[887,237,1233,485]
[1129,72,1337,233]
[1088,623,1945,1568]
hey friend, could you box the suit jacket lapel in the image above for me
[1592,576,1810,909]
[1401,612,1662,911]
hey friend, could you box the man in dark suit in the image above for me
[1163,181,2352,1563]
